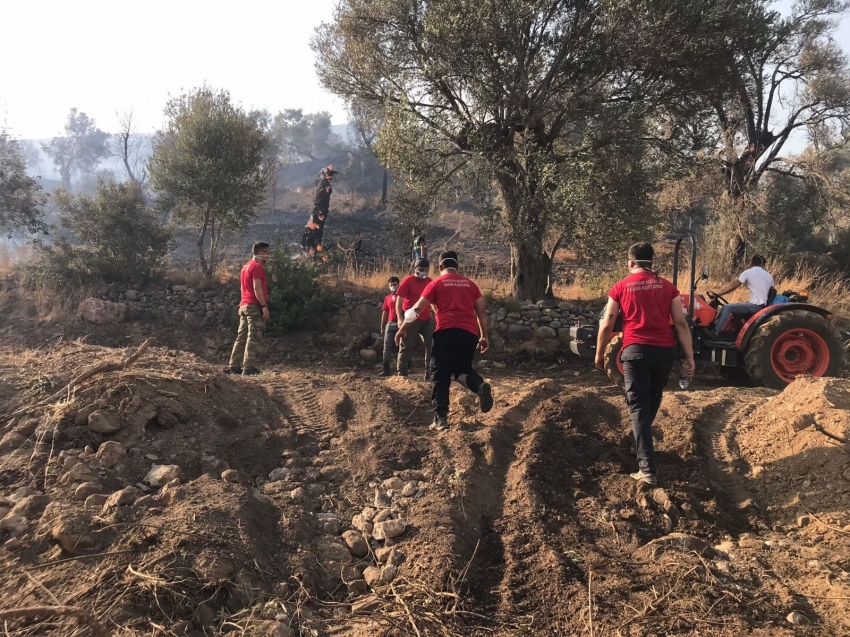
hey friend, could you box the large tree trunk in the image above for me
[497,172,550,301]
[59,165,72,191]
[510,242,549,301]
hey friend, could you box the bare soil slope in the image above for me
[1,343,849,636]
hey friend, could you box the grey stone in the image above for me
[508,324,534,342]
[74,482,102,500]
[145,465,182,487]
[96,441,125,468]
[342,530,369,558]
[536,326,557,338]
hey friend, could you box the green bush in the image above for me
[36,180,173,283]
[265,246,341,332]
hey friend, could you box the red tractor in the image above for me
[569,233,845,389]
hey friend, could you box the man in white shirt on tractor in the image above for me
[713,255,774,333]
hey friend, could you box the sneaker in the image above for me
[430,416,449,431]
[397,370,408,377]
[224,366,243,375]
[630,470,658,487]
[477,382,493,413]
[241,368,261,376]
[379,363,391,377]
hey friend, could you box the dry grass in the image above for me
[0,274,95,324]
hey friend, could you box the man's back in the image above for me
[738,266,773,305]
[609,271,679,348]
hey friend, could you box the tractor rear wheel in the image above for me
[603,333,625,387]
[744,310,844,389]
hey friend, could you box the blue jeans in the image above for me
[716,302,763,332]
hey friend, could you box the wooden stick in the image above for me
[588,570,594,637]
[813,422,849,446]
[1,338,154,418]
[0,606,109,637]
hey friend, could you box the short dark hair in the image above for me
[252,242,270,255]
[388,276,400,284]
[628,242,654,263]
[751,254,765,267]
[439,250,459,268]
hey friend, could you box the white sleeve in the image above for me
[738,270,749,285]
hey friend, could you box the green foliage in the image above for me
[314,0,759,299]
[149,86,273,277]
[0,130,46,236]
[36,180,172,283]
[40,109,109,191]
[265,246,341,332]
[272,109,341,162]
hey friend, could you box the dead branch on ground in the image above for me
[1,339,154,419]
[0,606,109,637]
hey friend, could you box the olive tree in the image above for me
[149,87,274,277]
[0,131,46,237]
[313,0,765,299]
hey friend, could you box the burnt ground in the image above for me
[1,334,849,637]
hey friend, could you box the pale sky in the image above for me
[0,0,347,139]
[0,0,847,142]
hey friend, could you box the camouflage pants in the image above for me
[229,305,265,370]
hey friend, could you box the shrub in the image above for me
[265,246,341,332]
[37,180,173,283]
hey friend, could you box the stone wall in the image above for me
[491,299,604,342]
[97,282,241,327]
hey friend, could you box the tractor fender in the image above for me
[736,303,833,350]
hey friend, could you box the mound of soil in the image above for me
[2,341,850,636]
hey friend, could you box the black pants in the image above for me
[621,344,676,474]
[431,328,484,419]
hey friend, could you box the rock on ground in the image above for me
[96,441,126,468]
[88,410,122,434]
[145,464,182,487]
[373,519,406,541]
[79,298,127,324]
[342,530,369,558]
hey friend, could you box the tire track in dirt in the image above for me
[687,389,772,515]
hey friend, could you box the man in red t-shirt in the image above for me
[595,242,695,486]
[394,258,435,378]
[227,242,270,376]
[396,251,493,430]
[379,276,400,377]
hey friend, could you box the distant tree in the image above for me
[252,109,286,213]
[314,0,768,299]
[19,140,43,175]
[0,131,47,237]
[149,86,274,277]
[45,180,173,281]
[41,109,109,191]
[272,109,341,162]
[111,110,150,187]
[686,0,850,267]
[348,99,389,204]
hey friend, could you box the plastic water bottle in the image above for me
[679,374,691,390]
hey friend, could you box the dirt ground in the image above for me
[1,334,850,637]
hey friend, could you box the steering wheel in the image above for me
[706,291,730,305]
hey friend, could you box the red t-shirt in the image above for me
[397,275,432,321]
[608,271,679,348]
[421,272,482,336]
[381,293,397,323]
[240,259,268,307]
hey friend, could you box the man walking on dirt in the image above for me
[595,242,695,486]
[395,259,435,379]
[380,276,401,377]
[713,255,774,334]
[226,242,270,376]
[396,251,493,430]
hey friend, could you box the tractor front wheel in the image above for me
[603,333,625,387]
[744,310,844,389]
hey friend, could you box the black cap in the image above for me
[439,251,458,267]
[414,258,430,270]
[324,169,338,177]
